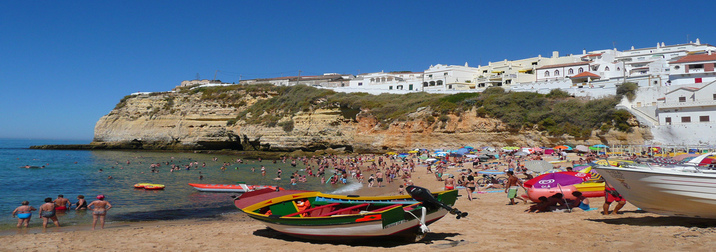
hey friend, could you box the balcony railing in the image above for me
[659,100,716,109]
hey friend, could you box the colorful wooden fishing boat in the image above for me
[233,186,466,242]
[188,183,280,193]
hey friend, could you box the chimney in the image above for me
[696,38,701,45]
[657,42,660,49]
[662,42,665,47]
[583,49,586,54]
[709,50,712,56]
[552,51,559,58]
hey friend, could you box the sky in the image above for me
[1,0,714,141]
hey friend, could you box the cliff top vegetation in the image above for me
[174,83,634,138]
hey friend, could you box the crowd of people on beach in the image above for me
[12,194,112,230]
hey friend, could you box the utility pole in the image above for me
[297,70,302,86]
[213,70,218,81]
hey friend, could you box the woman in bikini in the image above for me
[39,197,60,228]
[88,195,112,230]
[12,201,36,228]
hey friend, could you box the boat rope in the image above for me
[405,207,430,233]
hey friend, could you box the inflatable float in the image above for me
[134,183,165,190]
[573,182,605,198]
[524,185,578,202]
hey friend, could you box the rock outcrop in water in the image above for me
[88,85,651,152]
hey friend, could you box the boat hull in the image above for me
[594,165,716,218]
[261,209,447,240]
[235,189,459,241]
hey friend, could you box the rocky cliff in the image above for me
[91,86,652,152]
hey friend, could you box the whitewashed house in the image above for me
[668,52,716,86]
[422,64,479,91]
[348,71,423,91]
[656,81,716,125]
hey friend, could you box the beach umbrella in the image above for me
[425,158,437,162]
[483,147,496,152]
[465,154,478,158]
[464,146,474,150]
[524,172,591,189]
[386,152,398,155]
[514,151,529,156]
[591,144,609,148]
[553,145,572,151]
[408,150,419,154]
[502,146,519,151]
[524,160,554,173]
[455,148,470,155]
[418,156,429,160]
[532,147,543,153]
[575,145,590,153]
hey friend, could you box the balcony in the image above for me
[659,100,716,109]
[687,68,705,73]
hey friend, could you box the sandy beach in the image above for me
[4,153,716,251]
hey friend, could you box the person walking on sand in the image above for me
[12,201,36,228]
[444,174,457,190]
[465,174,476,201]
[505,171,527,205]
[88,195,112,230]
[39,198,60,228]
[376,170,384,187]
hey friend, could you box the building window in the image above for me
[430,81,435,86]
[617,67,621,71]
[578,67,584,73]
[700,116,710,122]
[682,116,691,123]
[713,94,716,100]
[437,80,443,85]
[605,66,610,71]
[691,64,704,69]
[568,69,574,74]
[358,82,363,86]
[679,96,686,102]
[665,117,671,125]
[423,82,428,87]
[545,71,550,77]
[674,65,681,70]
[554,70,559,76]
[389,86,393,90]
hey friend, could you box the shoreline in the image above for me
[6,152,716,250]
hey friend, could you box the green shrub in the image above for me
[616,82,638,101]
[278,120,294,132]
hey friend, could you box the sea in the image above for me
[0,138,359,231]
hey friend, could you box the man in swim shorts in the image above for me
[88,195,112,230]
[603,183,626,215]
[12,201,36,228]
[54,195,70,211]
[505,171,527,205]
[39,198,60,228]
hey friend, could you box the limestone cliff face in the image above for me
[93,90,651,152]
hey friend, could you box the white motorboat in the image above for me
[593,163,716,219]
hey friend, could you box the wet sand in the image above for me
[4,154,716,251]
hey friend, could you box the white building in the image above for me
[616,39,716,87]
[668,52,716,85]
[656,81,716,125]
[349,71,423,91]
[422,63,479,91]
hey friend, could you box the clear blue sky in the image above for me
[1,1,714,141]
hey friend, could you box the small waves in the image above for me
[327,179,363,194]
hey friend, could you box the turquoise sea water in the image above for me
[0,139,352,230]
